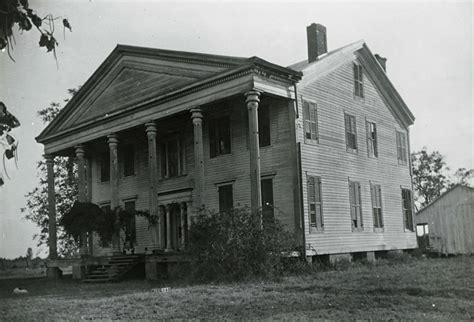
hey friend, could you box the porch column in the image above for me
[190,108,205,211]
[75,145,88,256]
[245,90,262,214]
[145,122,160,250]
[180,202,186,249]
[165,204,172,252]
[45,154,57,260]
[107,134,120,253]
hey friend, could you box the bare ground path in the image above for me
[1,256,472,320]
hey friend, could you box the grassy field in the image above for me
[1,256,472,320]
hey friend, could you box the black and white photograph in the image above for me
[0,0,472,319]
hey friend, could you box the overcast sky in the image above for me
[0,0,472,259]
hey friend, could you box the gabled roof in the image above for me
[416,184,474,216]
[37,45,301,144]
[288,40,415,128]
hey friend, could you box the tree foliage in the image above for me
[0,0,72,61]
[24,88,79,257]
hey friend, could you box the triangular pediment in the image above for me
[41,45,249,139]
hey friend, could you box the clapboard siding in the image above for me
[89,95,297,255]
[298,56,417,255]
[416,185,474,254]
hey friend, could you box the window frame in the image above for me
[344,113,358,152]
[160,135,186,179]
[123,198,137,243]
[307,175,324,232]
[218,183,233,214]
[258,104,271,147]
[353,62,364,98]
[396,130,408,165]
[401,188,414,232]
[99,152,110,183]
[121,144,135,177]
[370,183,384,231]
[209,116,231,158]
[261,177,275,225]
[349,180,363,231]
[302,100,319,144]
[366,121,378,158]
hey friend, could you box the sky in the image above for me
[0,0,472,259]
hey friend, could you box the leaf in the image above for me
[63,19,72,31]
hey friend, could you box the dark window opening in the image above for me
[258,105,271,147]
[218,184,233,213]
[345,114,357,151]
[100,152,110,182]
[371,184,383,229]
[308,176,323,230]
[124,200,136,244]
[353,63,364,97]
[303,101,319,142]
[161,137,186,178]
[349,180,363,230]
[209,117,231,158]
[402,188,414,231]
[367,122,378,158]
[261,178,274,224]
[122,144,135,177]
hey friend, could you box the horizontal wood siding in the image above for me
[298,56,417,255]
[416,186,474,254]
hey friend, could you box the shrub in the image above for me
[186,207,299,282]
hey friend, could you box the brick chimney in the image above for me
[374,54,387,72]
[307,23,327,63]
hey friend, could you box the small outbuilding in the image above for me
[415,185,474,255]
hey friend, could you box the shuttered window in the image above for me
[100,152,110,182]
[354,63,364,97]
[371,184,383,229]
[218,184,233,214]
[396,131,408,165]
[307,176,323,231]
[349,180,363,230]
[366,121,378,158]
[303,101,319,143]
[345,113,357,152]
[402,188,414,231]
[209,117,231,158]
[161,137,186,178]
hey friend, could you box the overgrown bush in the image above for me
[186,207,299,282]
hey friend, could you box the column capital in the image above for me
[190,107,203,120]
[244,90,261,104]
[145,122,157,134]
[44,154,54,162]
[75,145,85,157]
[107,133,119,145]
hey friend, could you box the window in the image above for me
[353,63,364,97]
[122,144,135,177]
[218,184,233,213]
[124,200,136,243]
[307,176,323,230]
[303,101,319,143]
[416,224,429,237]
[366,121,378,158]
[349,180,363,230]
[345,114,357,152]
[161,137,186,178]
[402,188,414,231]
[261,178,274,224]
[209,117,231,158]
[370,184,383,229]
[100,152,110,182]
[258,105,271,147]
[396,131,408,165]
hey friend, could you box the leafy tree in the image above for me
[25,89,79,257]
[450,168,474,188]
[411,148,451,210]
[0,0,72,61]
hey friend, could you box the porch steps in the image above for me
[82,255,141,283]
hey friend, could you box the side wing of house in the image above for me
[295,44,417,256]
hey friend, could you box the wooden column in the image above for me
[45,154,57,260]
[245,90,262,214]
[190,108,205,210]
[107,134,120,253]
[75,145,88,256]
[180,202,186,249]
[145,122,160,250]
[165,204,172,252]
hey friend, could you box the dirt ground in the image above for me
[1,256,472,320]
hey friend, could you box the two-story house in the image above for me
[37,23,416,279]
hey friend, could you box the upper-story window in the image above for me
[353,63,364,97]
[345,113,357,152]
[396,131,408,165]
[303,100,319,143]
[209,116,231,158]
[258,105,271,147]
[366,121,378,158]
[122,144,135,177]
[349,180,363,231]
[161,136,186,178]
[100,152,110,182]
